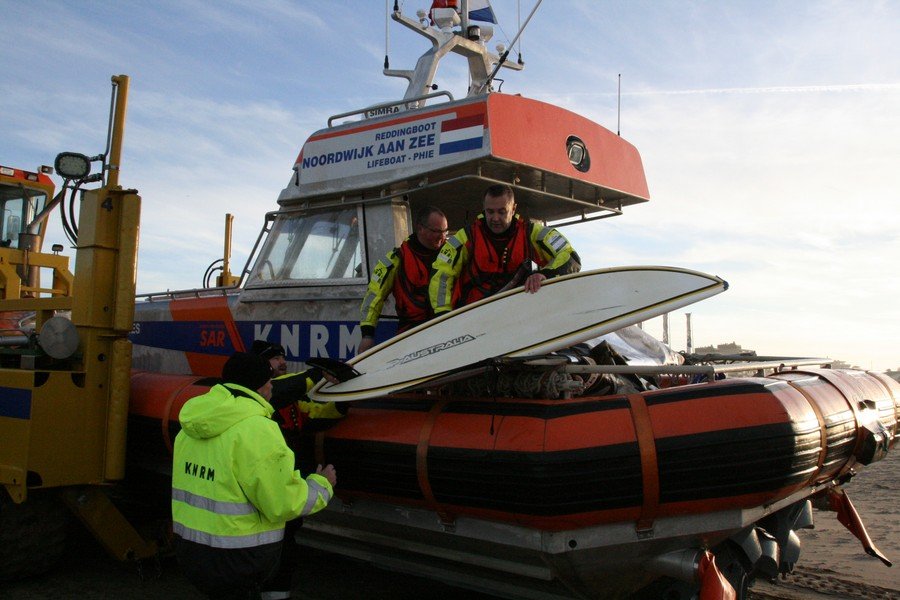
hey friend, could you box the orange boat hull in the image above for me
[128,368,898,531]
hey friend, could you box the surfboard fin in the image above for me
[307,357,361,382]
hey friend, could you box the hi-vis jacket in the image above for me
[172,383,333,551]
[360,235,438,335]
[429,214,579,314]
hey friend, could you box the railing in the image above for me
[0,247,74,310]
[561,358,834,381]
[327,91,455,127]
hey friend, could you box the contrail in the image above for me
[535,83,900,98]
[625,83,900,96]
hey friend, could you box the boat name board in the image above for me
[297,106,488,185]
[364,105,400,119]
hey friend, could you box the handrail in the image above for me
[562,358,834,382]
[137,286,234,302]
[327,91,455,127]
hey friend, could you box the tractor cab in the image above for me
[0,165,54,250]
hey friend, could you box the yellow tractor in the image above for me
[0,75,155,581]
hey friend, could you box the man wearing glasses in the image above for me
[430,184,580,316]
[358,205,449,353]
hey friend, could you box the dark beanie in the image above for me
[222,352,272,391]
[251,340,286,361]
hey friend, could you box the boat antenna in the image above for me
[482,0,543,91]
[617,73,621,136]
[517,0,524,66]
[384,0,394,70]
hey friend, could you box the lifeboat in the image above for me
[125,3,898,598]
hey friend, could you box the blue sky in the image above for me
[2,1,898,370]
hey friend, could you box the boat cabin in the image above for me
[239,92,650,309]
[133,2,650,369]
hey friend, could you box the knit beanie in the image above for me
[251,340,286,361]
[222,352,272,391]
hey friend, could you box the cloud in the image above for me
[4,1,898,370]
[560,76,899,369]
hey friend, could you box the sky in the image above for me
[2,1,898,370]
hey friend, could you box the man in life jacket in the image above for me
[172,351,337,599]
[430,184,580,314]
[358,205,449,353]
[251,340,346,445]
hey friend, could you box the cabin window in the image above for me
[246,207,365,286]
[0,186,47,248]
[566,136,590,173]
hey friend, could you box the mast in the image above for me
[385,1,524,106]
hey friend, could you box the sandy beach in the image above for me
[750,449,899,599]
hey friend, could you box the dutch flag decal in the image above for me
[439,113,485,155]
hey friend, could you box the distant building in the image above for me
[692,342,753,356]
[831,359,857,370]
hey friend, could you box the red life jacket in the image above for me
[458,216,536,306]
[277,403,309,432]
[393,239,437,332]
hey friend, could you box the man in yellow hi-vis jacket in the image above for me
[358,205,449,353]
[172,352,337,598]
[430,184,580,315]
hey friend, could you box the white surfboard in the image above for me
[309,266,727,402]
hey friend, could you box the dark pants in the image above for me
[175,535,282,599]
[260,518,303,598]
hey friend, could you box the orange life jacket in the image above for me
[458,216,535,306]
[393,239,437,332]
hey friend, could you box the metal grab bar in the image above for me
[327,91,455,127]
[562,358,834,382]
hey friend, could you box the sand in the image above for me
[750,449,900,599]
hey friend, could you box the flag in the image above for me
[439,113,486,155]
[429,0,459,26]
[468,0,497,23]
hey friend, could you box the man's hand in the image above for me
[358,336,375,354]
[524,272,546,293]
[316,464,337,487]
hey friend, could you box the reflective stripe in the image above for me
[537,226,566,252]
[359,290,377,317]
[172,488,256,516]
[447,236,463,250]
[301,479,332,516]
[433,234,465,311]
[548,231,566,252]
[435,236,461,265]
[172,521,284,549]
[261,592,292,600]
[435,273,450,311]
